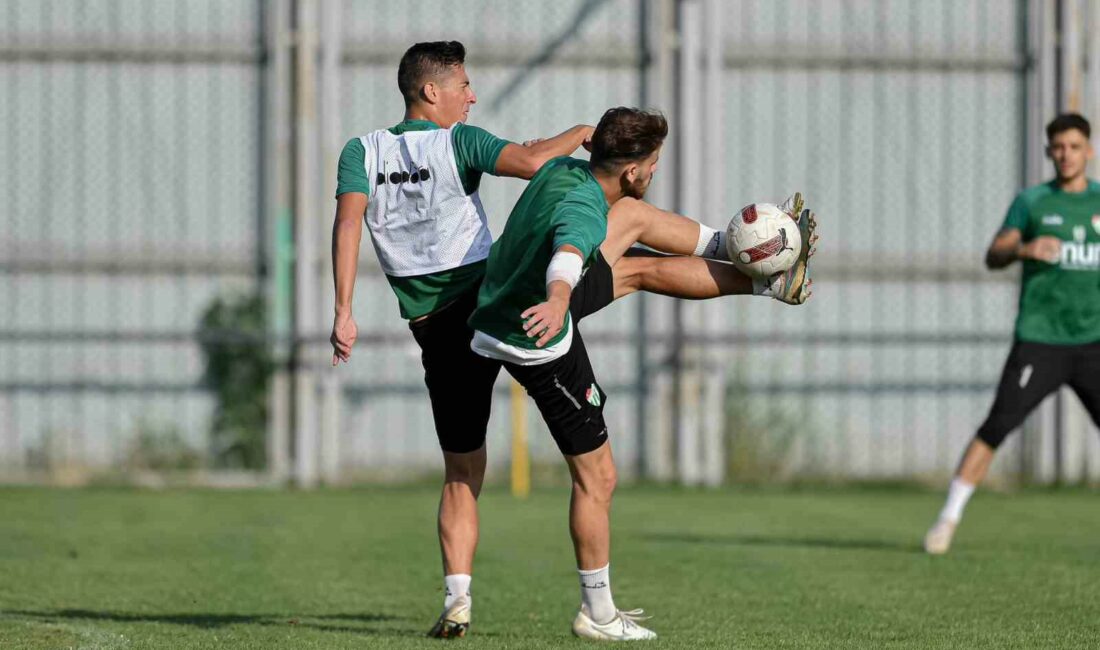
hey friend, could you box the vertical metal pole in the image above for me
[1064,0,1083,111]
[318,0,343,485]
[510,382,530,498]
[676,0,702,486]
[1053,0,1066,485]
[1086,0,1100,482]
[293,0,320,488]
[700,0,724,487]
[1028,0,1058,186]
[634,0,651,482]
[266,0,293,483]
[668,0,685,485]
[648,0,678,482]
[1058,0,1092,485]
[1023,0,1058,483]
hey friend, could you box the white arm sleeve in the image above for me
[545,250,584,290]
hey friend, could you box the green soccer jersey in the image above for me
[335,119,510,319]
[1002,179,1100,345]
[469,157,609,349]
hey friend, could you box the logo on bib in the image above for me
[1041,214,1063,225]
[1093,215,1100,236]
[376,167,431,186]
[1074,225,1087,243]
[585,384,602,407]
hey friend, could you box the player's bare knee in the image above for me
[603,464,618,499]
[575,460,617,504]
[444,472,485,499]
[608,197,649,235]
[443,448,487,493]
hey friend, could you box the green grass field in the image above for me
[1,485,1098,649]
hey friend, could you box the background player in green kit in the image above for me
[469,108,818,640]
[924,113,1100,555]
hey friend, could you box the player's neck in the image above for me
[1056,173,1088,193]
[403,106,442,127]
[593,171,627,206]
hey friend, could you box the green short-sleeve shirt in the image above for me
[335,120,510,319]
[468,157,609,349]
[1002,179,1100,345]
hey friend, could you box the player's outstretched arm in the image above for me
[331,191,366,365]
[985,227,1060,269]
[522,245,584,347]
[494,125,594,180]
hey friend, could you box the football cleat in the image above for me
[923,518,958,555]
[768,201,818,305]
[427,595,470,639]
[778,192,805,222]
[572,605,657,641]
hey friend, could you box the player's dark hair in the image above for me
[1046,113,1090,141]
[398,41,466,106]
[589,107,669,173]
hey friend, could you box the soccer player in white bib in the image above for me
[331,42,818,639]
[331,41,594,638]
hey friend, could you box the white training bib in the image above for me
[361,126,492,277]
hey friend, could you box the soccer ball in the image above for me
[726,202,801,278]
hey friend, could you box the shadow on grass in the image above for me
[644,531,922,553]
[4,609,432,638]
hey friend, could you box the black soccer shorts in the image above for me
[976,339,1100,448]
[498,252,616,456]
[408,287,502,454]
[502,326,609,457]
[408,251,615,454]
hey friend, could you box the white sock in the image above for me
[938,479,976,523]
[579,564,616,624]
[443,574,471,609]
[694,224,730,261]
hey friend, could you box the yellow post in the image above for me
[510,379,530,498]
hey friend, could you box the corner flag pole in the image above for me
[510,379,530,498]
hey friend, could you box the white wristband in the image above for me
[546,250,583,290]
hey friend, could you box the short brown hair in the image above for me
[589,107,668,173]
[398,41,466,106]
[1046,113,1090,141]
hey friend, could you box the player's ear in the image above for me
[421,81,438,105]
[623,162,638,184]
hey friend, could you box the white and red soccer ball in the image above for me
[726,203,801,279]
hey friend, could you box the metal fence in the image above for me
[2,0,1099,486]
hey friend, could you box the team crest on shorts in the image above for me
[585,384,601,407]
[1093,215,1100,236]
